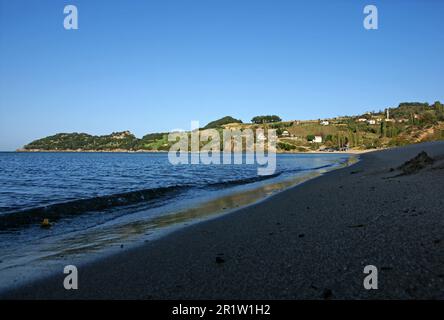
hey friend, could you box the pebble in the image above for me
[216,257,225,264]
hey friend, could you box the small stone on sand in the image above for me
[216,257,225,264]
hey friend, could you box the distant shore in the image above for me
[3,141,444,299]
[15,148,169,153]
[15,148,374,154]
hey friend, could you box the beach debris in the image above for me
[397,151,434,175]
[348,224,365,228]
[322,288,333,299]
[215,256,225,264]
[381,266,393,271]
[40,218,51,228]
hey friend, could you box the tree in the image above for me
[380,121,386,138]
[251,115,282,124]
[433,101,444,120]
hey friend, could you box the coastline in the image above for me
[0,154,353,293]
[14,148,373,154]
[2,141,444,299]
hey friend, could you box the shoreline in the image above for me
[2,141,444,299]
[0,154,354,294]
[13,149,373,154]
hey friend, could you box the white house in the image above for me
[367,119,376,125]
[357,118,367,122]
[281,130,290,137]
[313,136,322,143]
[320,120,329,126]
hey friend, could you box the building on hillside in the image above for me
[367,119,376,125]
[281,130,290,137]
[357,118,367,122]
[311,136,323,143]
[320,120,329,126]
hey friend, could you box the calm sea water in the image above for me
[0,152,353,290]
[0,152,348,217]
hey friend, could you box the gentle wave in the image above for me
[0,172,284,231]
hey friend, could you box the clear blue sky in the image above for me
[0,0,443,150]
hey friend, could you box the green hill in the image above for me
[24,131,139,151]
[203,116,243,129]
[21,102,444,152]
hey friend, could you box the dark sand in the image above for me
[2,141,444,299]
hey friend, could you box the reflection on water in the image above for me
[32,171,324,261]
[0,155,357,291]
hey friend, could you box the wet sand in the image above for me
[2,141,444,299]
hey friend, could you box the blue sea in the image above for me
[0,152,353,290]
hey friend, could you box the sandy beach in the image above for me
[2,141,444,299]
